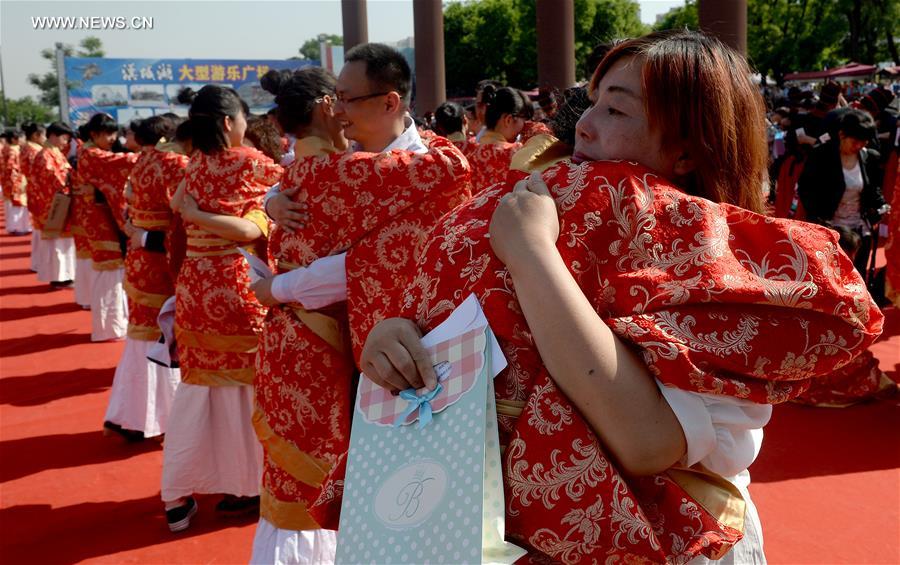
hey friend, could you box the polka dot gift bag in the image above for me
[336,294,526,564]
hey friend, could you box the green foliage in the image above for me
[653,0,698,31]
[0,93,56,126]
[444,0,647,95]
[27,37,104,108]
[297,34,343,61]
[654,0,900,85]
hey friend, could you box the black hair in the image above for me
[518,90,535,120]
[585,42,620,80]
[433,101,465,137]
[482,85,526,129]
[176,87,196,106]
[476,80,503,97]
[23,122,46,140]
[1,128,24,141]
[773,106,790,118]
[47,121,75,138]
[344,43,412,105]
[244,114,283,162]
[260,67,337,137]
[174,118,193,144]
[84,113,118,134]
[186,85,246,154]
[77,124,91,142]
[159,112,180,120]
[550,86,591,146]
[837,108,877,142]
[128,119,143,133]
[134,115,176,146]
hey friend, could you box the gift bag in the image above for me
[42,191,72,236]
[336,294,526,565]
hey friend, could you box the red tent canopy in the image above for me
[785,62,878,82]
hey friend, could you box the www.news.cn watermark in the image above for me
[31,16,154,31]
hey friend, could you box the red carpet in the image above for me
[1,228,898,564]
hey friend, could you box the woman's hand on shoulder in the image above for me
[361,318,437,393]
[489,172,560,268]
[266,186,309,234]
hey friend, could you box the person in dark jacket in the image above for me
[799,108,885,275]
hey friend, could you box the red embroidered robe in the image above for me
[30,146,72,236]
[1,145,28,208]
[314,160,882,563]
[19,141,44,211]
[68,140,94,260]
[76,147,139,270]
[519,120,554,143]
[175,146,282,387]
[125,143,189,341]
[255,135,471,530]
[463,131,523,193]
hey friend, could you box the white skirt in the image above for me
[37,236,75,283]
[91,267,129,341]
[160,382,263,503]
[74,257,94,308]
[104,337,181,437]
[31,230,47,274]
[251,519,337,565]
[5,202,32,234]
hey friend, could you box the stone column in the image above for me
[413,0,446,114]
[342,0,369,52]
[698,0,747,55]
[536,0,575,91]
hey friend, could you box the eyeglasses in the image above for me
[335,91,392,105]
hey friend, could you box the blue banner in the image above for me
[64,57,316,125]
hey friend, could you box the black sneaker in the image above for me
[102,421,145,442]
[214,494,260,516]
[166,497,197,532]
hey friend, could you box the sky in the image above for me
[0,0,685,99]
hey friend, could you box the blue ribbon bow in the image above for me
[393,383,444,430]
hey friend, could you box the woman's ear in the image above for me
[223,115,234,133]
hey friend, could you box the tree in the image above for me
[443,0,646,95]
[27,36,104,108]
[575,0,649,79]
[296,34,342,61]
[654,0,899,86]
[1,94,56,126]
[653,0,698,31]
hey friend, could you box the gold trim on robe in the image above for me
[510,133,572,174]
[180,367,255,386]
[260,488,322,532]
[123,280,170,309]
[127,323,162,341]
[175,326,258,353]
[252,409,332,488]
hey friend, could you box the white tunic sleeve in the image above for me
[270,252,347,309]
[657,380,772,478]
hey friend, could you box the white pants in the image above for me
[74,257,94,307]
[5,201,32,234]
[37,236,76,283]
[104,338,181,437]
[31,230,46,273]
[161,382,262,503]
[251,519,337,565]
[91,267,128,341]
